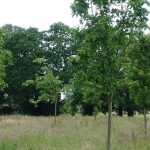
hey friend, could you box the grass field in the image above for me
[0,115,149,150]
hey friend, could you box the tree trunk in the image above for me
[117,105,123,117]
[144,108,147,137]
[54,98,57,124]
[106,100,112,150]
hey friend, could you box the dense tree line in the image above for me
[1,23,147,117]
[0,23,75,115]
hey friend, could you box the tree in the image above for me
[71,0,149,149]
[126,34,150,136]
[1,23,76,114]
[36,66,60,122]
[114,85,140,117]
[1,24,24,42]
[24,58,61,119]
[66,29,104,115]
[3,27,44,112]
[42,22,76,85]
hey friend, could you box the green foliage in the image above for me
[42,22,76,85]
[0,30,5,90]
[0,23,75,114]
[0,55,6,90]
[1,24,24,42]
[36,66,61,103]
[23,57,61,107]
[0,29,12,91]
[70,0,149,106]
[3,26,43,106]
[126,34,150,109]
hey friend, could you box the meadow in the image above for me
[0,115,149,150]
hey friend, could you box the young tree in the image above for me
[24,58,61,120]
[37,67,60,121]
[71,0,149,149]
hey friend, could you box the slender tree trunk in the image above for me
[106,100,112,150]
[54,98,58,124]
[117,105,123,117]
[144,108,147,137]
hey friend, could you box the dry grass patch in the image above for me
[0,115,149,150]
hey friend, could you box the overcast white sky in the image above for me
[0,0,149,31]
[0,0,79,31]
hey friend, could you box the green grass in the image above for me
[0,115,149,150]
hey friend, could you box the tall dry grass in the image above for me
[0,114,149,150]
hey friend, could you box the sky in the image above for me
[0,0,79,31]
[0,0,149,31]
